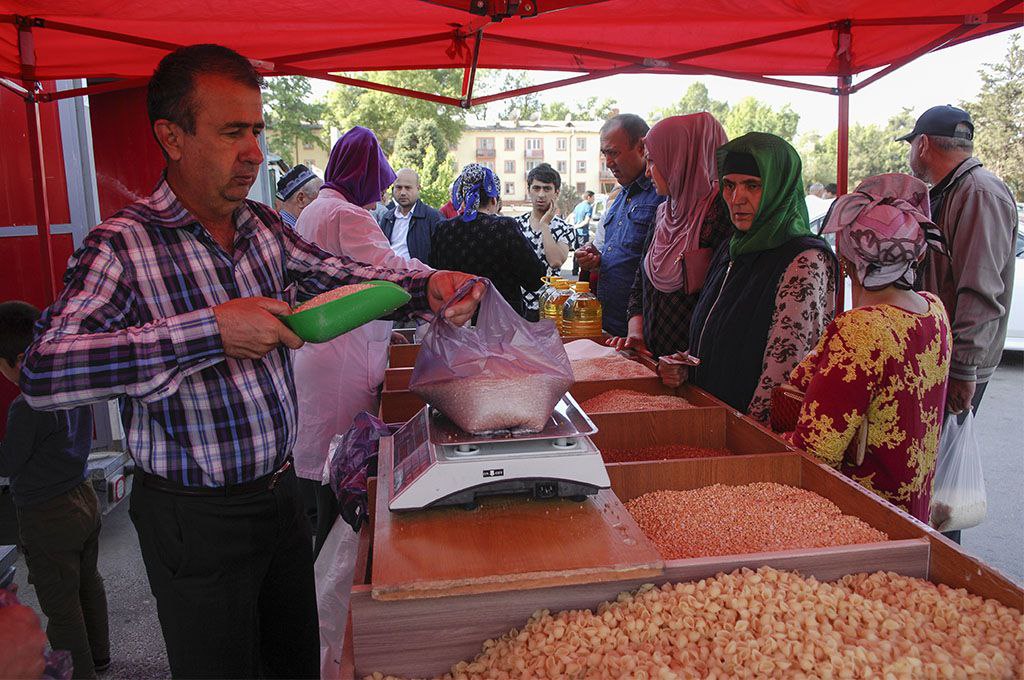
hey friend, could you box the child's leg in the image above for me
[77,486,110,668]
[17,483,101,679]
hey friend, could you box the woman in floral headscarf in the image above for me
[429,164,546,317]
[788,173,952,521]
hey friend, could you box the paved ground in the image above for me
[2,353,1021,677]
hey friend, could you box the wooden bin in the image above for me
[387,334,611,369]
[588,407,793,461]
[347,452,958,677]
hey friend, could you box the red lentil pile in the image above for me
[626,482,887,559]
[580,389,692,414]
[602,444,730,464]
[293,282,375,312]
[368,567,1022,680]
[570,357,655,382]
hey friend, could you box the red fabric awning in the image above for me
[2,1,1021,91]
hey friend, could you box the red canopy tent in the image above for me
[1,0,1021,302]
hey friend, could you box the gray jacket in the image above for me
[922,157,1018,383]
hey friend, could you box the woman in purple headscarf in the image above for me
[787,173,952,522]
[291,126,431,554]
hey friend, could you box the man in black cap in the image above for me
[276,164,322,228]
[899,105,1017,533]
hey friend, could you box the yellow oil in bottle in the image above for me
[543,279,573,333]
[561,281,603,338]
[538,277,561,324]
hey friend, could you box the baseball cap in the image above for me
[895,105,974,142]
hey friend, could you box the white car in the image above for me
[1003,206,1024,351]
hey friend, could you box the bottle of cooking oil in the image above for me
[544,279,573,333]
[561,281,603,338]
[538,277,560,324]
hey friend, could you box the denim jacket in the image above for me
[597,175,665,336]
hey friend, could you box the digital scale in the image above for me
[387,393,610,511]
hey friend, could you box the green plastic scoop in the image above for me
[280,280,412,343]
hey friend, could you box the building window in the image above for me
[577,160,587,173]
[526,138,543,151]
[556,160,568,174]
[481,161,495,171]
[577,182,587,194]
[526,161,540,173]
[576,137,587,151]
[478,137,495,150]
[504,182,516,195]
[504,137,515,151]
[556,137,567,151]
[504,160,516,174]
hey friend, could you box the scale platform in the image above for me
[388,393,611,511]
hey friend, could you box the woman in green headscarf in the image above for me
[660,132,838,423]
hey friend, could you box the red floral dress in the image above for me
[789,293,951,521]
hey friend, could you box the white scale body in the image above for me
[388,394,610,511]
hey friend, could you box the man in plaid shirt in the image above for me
[20,44,481,678]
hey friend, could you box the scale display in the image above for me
[392,409,434,496]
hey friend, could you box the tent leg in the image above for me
[836,76,851,312]
[26,94,58,304]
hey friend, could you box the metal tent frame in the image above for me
[2,3,1020,303]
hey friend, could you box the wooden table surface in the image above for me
[371,438,664,601]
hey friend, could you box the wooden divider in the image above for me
[386,335,610,369]
[379,390,426,423]
[590,409,792,457]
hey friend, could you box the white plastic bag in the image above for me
[314,515,361,679]
[929,412,987,532]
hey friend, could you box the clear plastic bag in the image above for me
[409,278,574,434]
[929,412,987,532]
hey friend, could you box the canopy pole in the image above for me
[460,29,483,108]
[18,18,57,304]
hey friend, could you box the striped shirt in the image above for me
[21,179,431,487]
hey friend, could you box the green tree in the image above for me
[542,97,618,121]
[649,83,797,141]
[724,97,799,142]
[962,34,1023,199]
[263,76,327,165]
[323,70,466,155]
[556,184,582,218]
[650,82,729,122]
[798,108,915,191]
[390,119,457,208]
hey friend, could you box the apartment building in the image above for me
[453,119,616,207]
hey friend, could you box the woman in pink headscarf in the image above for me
[607,113,732,359]
[787,173,952,522]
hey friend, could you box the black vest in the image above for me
[689,235,834,414]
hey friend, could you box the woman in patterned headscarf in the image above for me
[661,132,838,424]
[788,173,952,522]
[429,164,546,317]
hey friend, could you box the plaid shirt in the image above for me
[21,179,431,487]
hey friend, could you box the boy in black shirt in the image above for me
[0,301,109,678]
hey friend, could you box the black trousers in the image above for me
[943,381,990,545]
[129,468,319,679]
[17,482,110,679]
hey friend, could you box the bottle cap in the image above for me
[573,281,590,293]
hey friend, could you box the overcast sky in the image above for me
[312,28,1021,137]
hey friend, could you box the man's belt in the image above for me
[139,458,293,497]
